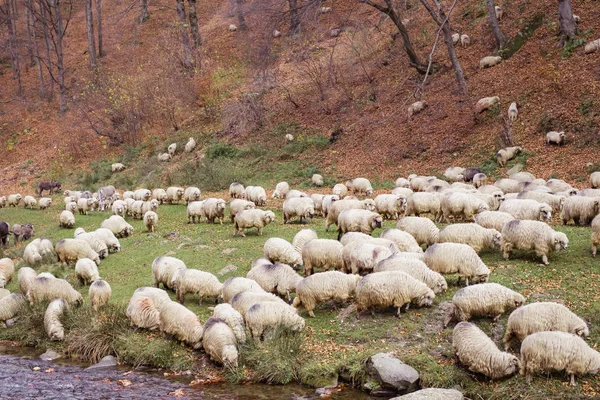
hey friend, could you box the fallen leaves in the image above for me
[117,379,132,387]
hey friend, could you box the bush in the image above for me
[206,143,240,159]
[222,93,265,136]
[117,332,195,371]
[174,159,253,191]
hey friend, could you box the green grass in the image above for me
[1,197,600,397]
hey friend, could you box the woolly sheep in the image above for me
[171,268,223,304]
[23,195,37,209]
[126,287,170,330]
[374,256,447,294]
[264,238,302,268]
[167,142,177,156]
[44,298,69,341]
[184,137,196,152]
[247,259,303,301]
[55,238,100,266]
[343,242,394,275]
[424,243,490,285]
[451,32,460,45]
[475,96,500,113]
[229,24,238,31]
[321,194,340,217]
[75,258,101,285]
[246,301,305,341]
[23,241,43,266]
[590,172,600,188]
[310,194,325,215]
[475,210,515,232]
[396,216,439,247]
[517,191,565,214]
[203,318,239,367]
[501,220,568,265]
[89,280,111,311]
[111,163,125,172]
[292,271,361,317]
[408,101,428,118]
[560,196,599,225]
[222,277,266,303]
[65,201,79,214]
[272,181,290,199]
[494,5,502,19]
[395,177,411,188]
[166,186,185,204]
[110,200,126,216]
[479,57,502,70]
[460,34,470,47]
[494,178,521,194]
[158,301,204,349]
[444,283,524,327]
[405,192,440,220]
[356,271,435,317]
[440,192,489,223]
[58,210,76,230]
[438,223,501,253]
[592,214,600,256]
[183,187,201,204]
[546,131,566,145]
[546,178,573,193]
[374,194,406,220]
[0,288,8,300]
[579,188,600,197]
[7,194,22,207]
[230,291,287,317]
[213,303,246,343]
[332,183,348,198]
[77,197,98,215]
[337,209,382,240]
[234,209,276,236]
[345,177,373,196]
[301,239,344,276]
[143,211,158,233]
[229,182,245,199]
[152,256,186,289]
[496,146,522,167]
[26,276,83,305]
[101,215,134,238]
[0,258,15,288]
[409,176,431,192]
[471,192,504,211]
[443,167,465,182]
[17,267,37,295]
[186,201,205,224]
[285,133,294,142]
[229,199,255,223]
[312,174,324,186]
[507,102,519,122]
[380,228,422,253]
[122,191,134,200]
[504,302,589,350]
[282,197,315,224]
[499,198,552,222]
[0,293,27,326]
[94,228,121,253]
[286,189,308,199]
[152,189,168,204]
[585,39,600,54]
[472,173,487,189]
[244,186,267,206]
[74,229,108,259]
[453,322,520,380]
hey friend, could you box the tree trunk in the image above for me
[176,0,194,72]
[227,0,234,17]
[29,0,46,98]
[288,0,300,35]
[40,0,54,95]
[85,0,97,68]
[187,0,200,48]
[52,0,67,112]
[236,0,247,30]
[558,0,576,47]
[96,0,104,56]
[25,5,36,67]
[139,0,149,22]
[5,0,23,96]
[485,0,505,52]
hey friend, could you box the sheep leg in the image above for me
[541,254,549,265]
[396,307,403,318]
[570,374,576,386]
[593,245,597,257]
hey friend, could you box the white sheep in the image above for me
[460,34,470,47]
[507,102,518,122]
[58,210,75,229]
[212,303,246,343]
[475,210,515,232]
[74,229,108,260]
[424,243,490,286]
[479,57,502,70]
[0,289,8,300]
[374,256,447,294]
[122,191,134,199]
[222,277,266,303]
[343,242,394,275]
[7,194,22,207]
[546,131,566,145]
[229,199,255,223]
[263,238,302,268]
[22,195,37,209]
[152,189,168,204]
[55,238,100,265]
[345,177,374,196]
[405,192,441,220]
[184,137,196,152]
[93,228,121,254]
[336,209,382,240]
[440,192,489,223]
[247,259,303,301]
[517,191,565,214]
[143,210,158,232]
[321,194,340,217]
[408,101,428,118]
[171,268,223,304]
[75,258,101,285]
[110,200,127,216]
[472,173,487,189]
[438,223,501,253]
[475,95,500,113]
[585,39,600,54]
[134,187,152,201]
[126,287,170,330]
[0,293,27,326]
[494,178,521,193]
[158,300,204,349]
[26,276,83,305]
[285,133,294,142]
[202,317,238,367]
[22,241,43,266]
[101,215,134,238]
[356,271,435,317]
[89,279,111,311]
[0,196,6,208]
[166,186,185,204]
[503,302,589,350]
[501,219,568,265]
[281,197,314,224]
[312,174,324,186]
[36,198,53,211]
[560,196,599,225]
[76,197,98,215]
[0,258,15,289]
[44,298,69,341]
[183,186,201,204]
[495,5,502,19]
[452,32,460,45]
[396,216,439,247]
[499,198,552,222]
[286,189,308,199]
[229,182,246,199]
[230,291,287,317]
[272,182,290,199]
[379,228,423,253]
[17,267,37,295]
[186,200,205,224]
[234,209,275,237]
[293,271,361,317]
[152,256,186,289]
[167,142,177,156]
[496,146,522,167]
[453,322,520,380]
[592,214,600,256]
[444,283,525,327]
[301,238,344,276]
[443,167,465,182]
[545,178,574,193]
[111,163,125,172]
[374,194,406,220]
[332,183,348,198]
[245,301,305,341]
[244,186,267,206]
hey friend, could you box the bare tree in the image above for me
[96,0,104,56]
[85,0,97,68]
[187,0,200,48]
[139,0,149,22]
[3,0,23,96]
[236,0,247,30]
[557,0,576,47]
[27,0,46,98]
[485,0,505,52]
[176,0,194,71]
[39,0,54,95]
[25,5,36,67]
[288,0,299,34]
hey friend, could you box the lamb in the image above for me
[212,303,246,343]
[337,209,383,240]
[230,291,287,317]
[321,194,340,217]
[396,216,439,247]
[152,189,168,204]
[202,318,238,367]
[443,167,465,182]
[312,174,324,186]
[460,34,470,47]
[23,196,37,209]
[234,209,276,237]
[495,5,502,19]
[374,256,447,294]
[503,302,589,350]
[76,197,98,215]
[17,267,37,295]
[499,199,552,222]
[186,201,205,224]
[101,215,134,238]
[408,101,428,118]
[26,276,83,305]
[0,258,15,288]
[38,197,52,210]
[520,331,600,385]
[152,256,186,289]
[166,186,185,204]
[405,192,441,220]
[437,223,502,253]
[374,194,406,220]
[126,287,170,330]
[184,137,196,152]
[546,131,566,145]
[452,322,520,380]
[167,142,177,156]
[301,239,344,275]
[475,96,500,113]
[479,57,502,69]
[379,228,423,253]
[0,293,27,326]
[355,271,435,317]
[111,163,125,172]
[245,301,305,341]
[585,38,600,54]
[244,186,267,206]
[221,277,266,303]
[247,259,303,301]
[158,300,204,349]
[560,196,599,225]
[75,258,101,285]
[592,214,600,256]
[440,192,489,223]
[229,182,245,199]
[183,187,201,204]
[332,183,348,198]
[229,199,255,223]
[263,238,302,268]
[12,223,35,242]
[496,146,522,167]
[475,210,515,232]
[292,271,361,317]
[44,298,69,341]
[171,268,223,304]
[501,219,568,265]
[283,197,315,224]
[272,182,290,199]
[55,238,100,266]
[423,243,490,285]
[7,194,22,207]
[89,280,111,311]
[345,177,374,196]
[343,242,394,275]
[444,283,525,327]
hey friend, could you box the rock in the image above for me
[507,163,524,174]
[40,350,61,361]
[218,264,238,276]
[390,388,464,399]
[366,353,420,395]
[32,367,41,371]
[86,355,117,370]
[330,29,341,37]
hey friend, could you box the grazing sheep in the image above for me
[374,194,406,220]
[496,146,522,167]
[184,137,196,152]
[183,187,201,204]
[158,301,204,349]
[272,182,290,199]
[0,196,5,208]
[408,101,428,118]
[293,271,361,317]
[167,142,177,156]
[453,322,520,380]
[245,301,305,341]
[520,331,600,385]
[126,287,170,330]
[444,283,524,327]
[55,238,100,266]
[212,303,246,343]
[229,24,237,31]
[76,197,98,215]
[312,174,324,186]
[111,163,125,172]
[499,199,552,222]
[17,267,37,295]
[475,210,515,232]
[12,223,35,242]
[101,215,134,238]
[440,192,489,223]
[229,199,255,223]
[122,191,134,200]
[44,298,69,341]
[283,197,315,224]
[452,32,460,45]
[343,242,394,275]
[374,256,447,294]
[345,178,374,196]
[460,34,470,47]
[186,201,205,224]
[438,223,501,253]
[286,189,308,199]
[89,280,111,311]
[585,39,600,54]
[222,277,266,303]
[285,133,294,142]
[229,182,246,200]
[309,194,325,215]
[74,229,108,260]
[171,269,223,304]
[503,302,589,350]
[517,191,565,214]
[332,183,349,198]
[355,271,435,317]
[444,167,465,182]
[158,152,172,162]
[501,220,568,265]
[495,5,502,19]
[479,56,502,70]
[230,291,287,317]
[546,178,574,193]
[475,96,500,114]
[26,276,83,305]
[472,173,487,189]
[301,239,344,276]
[336,209,382,240]
[0,293,27,326]
[75,258,101,285]
[93,228,120,254]
[152,189,168,205]
[23,196,37,209]
[379,228,422,253]
[7,194,22,207]
[37,197,52,210]
[142,211,158,233]
[23,240,43,266]
[203,318,238,367]
[152,256,186,289]
[234,209,276,237]
[560,196,599,226]
[405,192,441,220]
[244,186,267,206]
[263,238,302,268]
[396,216,439,247]
[166,186,185,204]
[546,131,566,145]
[424,243,490,285]
[0,258,15,288]
[321,194,340,217]
[592,214,600,256]
[247,259,303,301]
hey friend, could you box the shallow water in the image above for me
[0,344,373,399]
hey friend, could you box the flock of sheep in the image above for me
[2,163,600,393]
